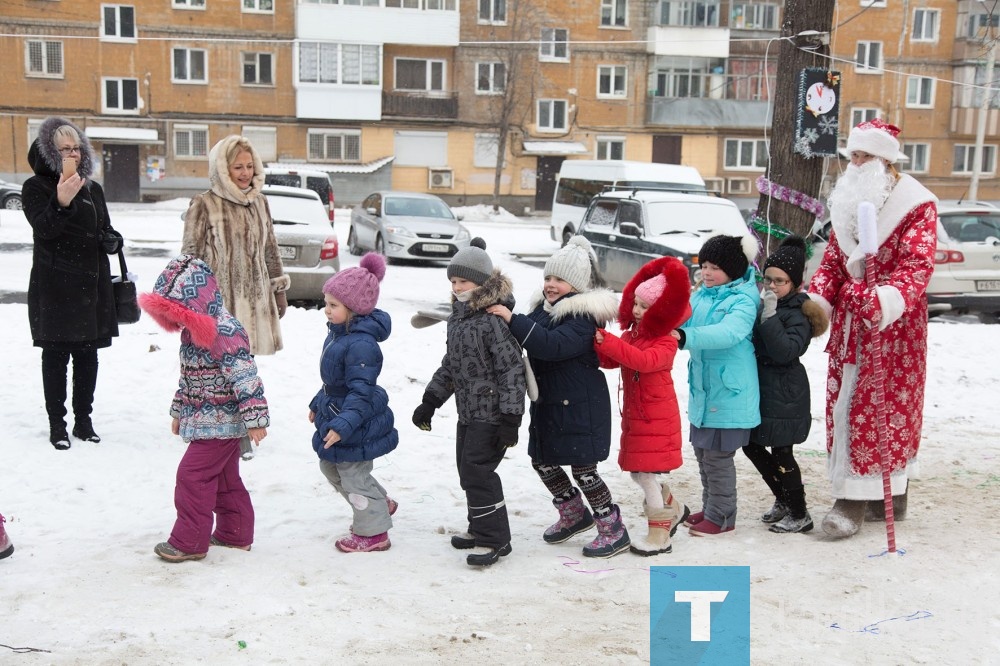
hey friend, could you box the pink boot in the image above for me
[543,492,596,543]
[335,532,391,553]
[0,514,13,560]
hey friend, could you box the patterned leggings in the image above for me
[533,462,614,517]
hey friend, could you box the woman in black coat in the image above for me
[22,117,122,450]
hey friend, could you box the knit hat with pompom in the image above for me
[323,252,386,315]
[447,237,492,285]
[698,234,759,281]
[544,236,605,292]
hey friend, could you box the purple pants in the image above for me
[169,437,254,554]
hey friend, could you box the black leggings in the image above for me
[741,443,802,501]
[533,462,614,517]
[41,349,99,425]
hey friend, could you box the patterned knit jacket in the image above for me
[139,255,269,442]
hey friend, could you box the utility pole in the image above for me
[970,2,998,202]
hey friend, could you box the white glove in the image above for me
[760,289,778,322]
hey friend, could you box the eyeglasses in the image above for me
[762,276,791,286]
[58,146,81,156]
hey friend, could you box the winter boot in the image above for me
[769,486,812,533]
[684,510,704,527]
[49,422,71,450]
[760,500,788,523]
[71,352,99,442]
[335,532,391,553]
[661,483,690,537]
[466,543,512,567]
[0,514,13,560]
[72,417,101,443]
[210,535,251,551]
[821,499,866,538]
[543,491,596,544]
[154,542,207,563]
[688,518,735,536]
[865,489,908,522]
[582,505,630,558]
[629,505,673,556]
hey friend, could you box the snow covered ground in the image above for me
[1,201,998,665]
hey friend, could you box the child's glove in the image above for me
[412,391,442,431]
[760,289,778,322]
[497,413,522,449]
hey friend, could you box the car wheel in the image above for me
[2,194,21,210]
[561,228,574,247]
[374,234,392,264]
[347,226,362,256]
[978,311,1000,325]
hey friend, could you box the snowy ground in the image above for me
[1,201,998,665]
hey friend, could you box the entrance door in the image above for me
[101,144,140,202]
[652,135,682,164]
[534,156,564,211]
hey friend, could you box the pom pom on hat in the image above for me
[763,235,807,288]
[447,237,493,285]
[698,234,759,281]
[323,252,386,315]
[544,236,604,292]
[846,118,903,164]
[634,274,666,305]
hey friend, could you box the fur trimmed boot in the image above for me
[821,499,866,538]
[629,505,673,556]
[543,491,596,544]
[0,514,13,560]
[582,505,630,558]
[865,490,908,522]
[661,483,690,537]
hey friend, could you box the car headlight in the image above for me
[455,225,471,242]
[384,225,415,238]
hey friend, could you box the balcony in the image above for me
[382,91,457,119]
[646,73,770,129]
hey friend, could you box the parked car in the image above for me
[348,191,471,263]
[0,180,22,210]
[576,189,751,291]
[263,185,340,306]
[263,167,335,225]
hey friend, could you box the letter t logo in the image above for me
[674,591,729,641]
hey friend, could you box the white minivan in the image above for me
[550,160,707,246]
[263,167,335,225]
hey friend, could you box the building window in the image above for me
[478,0,505,23]
[596,137,625,160]
[598,65,627,97]
[905,77,934,108]
[953,144,996,175]
[657,1,720,27]
[968,12,1000,38]
[173,0,205,8]
[424,0,456,10]
[172,48,207,83]
[850,107,880,127]
[652,57,721,98]
[537,99,568,132]
[540,28,569,61]
[102,77,140,114]
[912,8,939,42]
[243,52,273,86]
[855,41,882,73]
[476,62,505,94]
[298,43,380,86]
[385,0,420,6]
[101,5,136,40]
[731,2,777,30]
[860,0,886,7]
[345,0,382,5]
[242,126,277,161]
[308,129,361,161]
[474,133,500,168]
[724,138,768,170]
[395,58,445,92]
[601,0,627,26]
[902,143,929,173]
[25,40,63,78]
[174,125,209,158]
[242,0,274,12]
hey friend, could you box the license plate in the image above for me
[279,245,297,260]
[423,243,450,253]
[976,280,1000,291]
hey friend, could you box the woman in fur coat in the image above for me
[182,135,290,356]
[594,256,692,556]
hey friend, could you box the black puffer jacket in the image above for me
[22,117,122,349]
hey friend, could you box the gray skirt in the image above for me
[690,424,751,452]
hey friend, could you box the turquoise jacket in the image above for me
[680,267,761,429]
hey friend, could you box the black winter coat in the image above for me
[23,121,121,349]
[750,292,828,447]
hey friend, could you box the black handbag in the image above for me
[112,249,141,324]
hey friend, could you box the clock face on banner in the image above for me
[805,82,837,116]
[795,68,841,157]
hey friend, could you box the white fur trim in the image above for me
[740,234,759,263]
[875,285,904,331]
[847,126,900,164]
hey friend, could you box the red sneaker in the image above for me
[335,532,391,553]
[688,519,734,536]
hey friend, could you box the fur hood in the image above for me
[138,254,226,350]
[618,256,692,337]
[208,135,266,206]
[529,288,619,327]
[28,116,97,180]
[800,295,830,338]
[451,269,515,312]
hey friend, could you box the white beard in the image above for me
[827,160,896,241]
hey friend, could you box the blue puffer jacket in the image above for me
[309,309,399,463]
[680,267,761,429]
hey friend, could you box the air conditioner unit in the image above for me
[703,178,724,193]
[429,168,453,189]
[728,178,751,195]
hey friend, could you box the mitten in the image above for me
[497,413,522,449]
[760,289,778,321]
[412,391,441,431]
[275,291,288,319]
[858,291,882,328]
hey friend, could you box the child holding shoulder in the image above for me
[140,255,269,562]
[309,253,399,553]
[743,236,828,534]
[672,235,760,536]
[412,238,526,567]
[594,256,692,556]
[487,237,627,559]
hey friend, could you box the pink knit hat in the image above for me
[322,252,386,315]
[634,274,666,305]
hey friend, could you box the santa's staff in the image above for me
[857,201,896,554]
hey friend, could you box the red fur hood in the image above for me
[618,256,692,336]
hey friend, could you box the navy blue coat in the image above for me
[309,309,399,463]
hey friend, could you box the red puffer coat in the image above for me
[595,257,692,472]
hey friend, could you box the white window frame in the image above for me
[851,107,880,127]
[539,28,569,61]
[724,137,768,170]
[860,0,886,7]
[968,13,1000,38]
[731,2,778,30]
[308,129,362,162]
[596,136,625,160]
[242,0,274,13]
[905,76,934,108]
[855,41,882,74]
[902,143,929,174]
[394,57,446,92]
[597,65,627,98]
[475,61,505,95]
[173,124,209,160]
[172,47,208,84]
[25,40,64,78]
[601,0,627,27]
[102,77,140,115]
[478,0,505,23]
[912,8,939,43]
[101,4,137,42]
[537,99,568,132]
[172,0,206,9]
[242,126,277,161]
[953,144,997,175]
[242,51,274,86]
[658,0,721,27]
[298,43,381,86]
